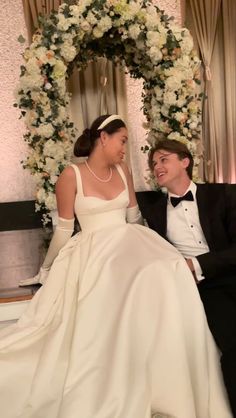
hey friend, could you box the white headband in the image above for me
[97,114,123,130]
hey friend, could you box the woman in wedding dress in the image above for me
[0,114,232,418]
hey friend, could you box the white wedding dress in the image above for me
[0,164,232,418]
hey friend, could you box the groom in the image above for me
[137,139,236,416]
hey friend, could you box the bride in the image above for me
[0,114,232,418]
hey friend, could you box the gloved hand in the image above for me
[18,267,50,286]
[18,217,75,287]
[126,205,143,224]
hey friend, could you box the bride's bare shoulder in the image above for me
[56,165,78,189]
[59,163,84,179]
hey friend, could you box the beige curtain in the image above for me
[22,0,128,140]
[187,0,236,183]
[222,0,236,182]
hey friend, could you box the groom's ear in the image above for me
[182,156,190,170]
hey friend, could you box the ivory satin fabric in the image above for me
[0,165,232,418]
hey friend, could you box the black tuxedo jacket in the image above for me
[136,183,236,282]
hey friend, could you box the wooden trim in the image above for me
[0,294,34,303]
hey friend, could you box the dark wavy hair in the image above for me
[148,139,194,179]
[74,115,126,157]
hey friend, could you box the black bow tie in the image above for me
[170,190,194,207]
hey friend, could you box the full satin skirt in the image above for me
[0,224,232,418]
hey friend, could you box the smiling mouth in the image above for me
[156,172,166,178]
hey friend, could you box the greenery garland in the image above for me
[16,0,202,223]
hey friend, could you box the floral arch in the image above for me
[16,0,202,220]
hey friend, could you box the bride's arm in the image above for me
[41,166,76,269]
[19,167,76,286]
[120,162,143,225]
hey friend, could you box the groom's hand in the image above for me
[185,258,199,283]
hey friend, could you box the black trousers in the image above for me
[198,278,236,417]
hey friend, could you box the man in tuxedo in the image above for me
[137,139,236,416]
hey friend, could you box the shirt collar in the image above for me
[168,181,197,201]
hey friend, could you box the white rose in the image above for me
[86,11,97,25]
[93,27,104,38]
[149,46,162,64]
[80,20,92,32]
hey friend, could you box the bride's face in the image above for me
[103,127,128,164]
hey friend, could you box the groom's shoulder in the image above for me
[136,189,166,209]
[196,182,236,194]
[196,183,236,208]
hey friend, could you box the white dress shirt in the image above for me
[166,182,209,281]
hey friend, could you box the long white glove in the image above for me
[18,266,50,286]
[126,205,143,225]
[19,217,74,286]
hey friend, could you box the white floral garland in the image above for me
[16,0,202,222]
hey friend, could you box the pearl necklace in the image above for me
[85,160,113,183]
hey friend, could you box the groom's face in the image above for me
[152,150,190,189]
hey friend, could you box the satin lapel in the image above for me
[196,185,213,248]
[153,193,168,238]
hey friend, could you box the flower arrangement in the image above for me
[16,0,202,222]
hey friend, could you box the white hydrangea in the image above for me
[179,35,194,55]
[44,157,59,175]
[148,46,163,64]
[57,14,73,31]
[45,192,57,210]
[128,24,141,40]
[163,91,177,106]
[35,123,55,139]
[44,140,67,162]
[60,42,77,62]
[154,86,163,100]
[20,74,44,91]
[174,111,187,122]
[50,175,59,185]
[36,188,47,204]
[165,74,183,91]
[145,12,161,30]
[98,16,112,32]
